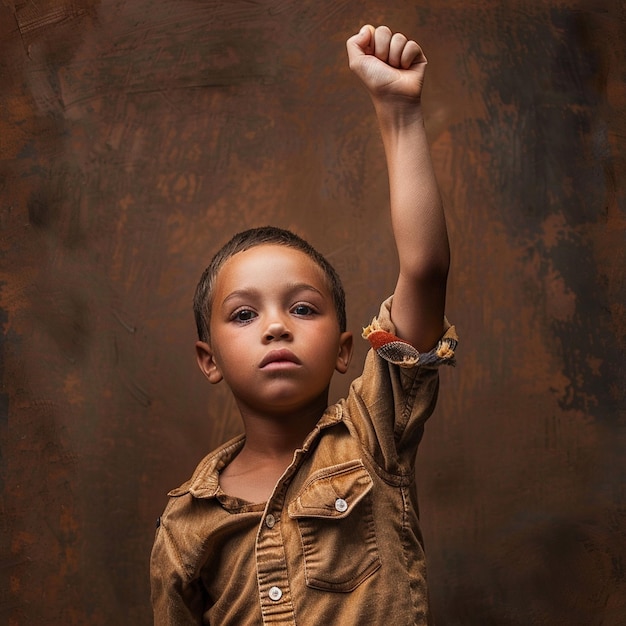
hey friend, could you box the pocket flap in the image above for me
[288,460,373,520]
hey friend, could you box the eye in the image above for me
[232,309,257,323]
[291,303,315,316]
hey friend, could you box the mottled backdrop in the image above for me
[1,0,624,624]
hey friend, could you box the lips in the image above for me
[259,349,301,368]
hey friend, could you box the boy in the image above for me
[151,24,457,625]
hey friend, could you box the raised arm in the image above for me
[346,25,449,352]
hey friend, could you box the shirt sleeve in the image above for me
[150,508,207,626]
[341,296,458,476]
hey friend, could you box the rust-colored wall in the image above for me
[1,1,624,624]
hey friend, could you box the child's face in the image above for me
[198,244,353,416]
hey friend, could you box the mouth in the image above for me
[259,349,301,369]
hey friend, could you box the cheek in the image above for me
[213,328,250,366]
[313,331,343,361]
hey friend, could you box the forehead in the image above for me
[213,244,329,298]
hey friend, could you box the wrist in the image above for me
[372,96,425,131]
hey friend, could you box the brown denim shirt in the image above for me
[151,298,457,625]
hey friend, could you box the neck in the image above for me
[236,393,328,458]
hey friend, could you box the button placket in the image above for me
[256,481,297,622]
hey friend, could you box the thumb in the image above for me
[346,24,375,61]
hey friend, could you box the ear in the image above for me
[195,341,223,384]
[335,331,354,374]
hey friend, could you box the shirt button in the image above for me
[268,586,282,601]
[265,514,276,528]
[335,498,348,513]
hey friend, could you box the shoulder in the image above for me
[154,436,247,567]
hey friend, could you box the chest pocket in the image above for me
[287,459,381,592]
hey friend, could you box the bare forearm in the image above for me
[375,102,449,281]
[374,102,449,349]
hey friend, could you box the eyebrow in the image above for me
[221,283,325,307]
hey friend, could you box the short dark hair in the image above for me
[193,226,347,343]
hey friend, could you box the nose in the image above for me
[263,318,293,343]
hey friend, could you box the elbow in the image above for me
[401,248,450,287]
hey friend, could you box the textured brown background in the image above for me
[1,1,625,624]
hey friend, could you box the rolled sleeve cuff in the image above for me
[361,296,458,368]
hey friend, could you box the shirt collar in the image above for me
[167,405,343,500]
